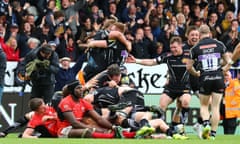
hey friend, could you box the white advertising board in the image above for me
[3,62,168,94]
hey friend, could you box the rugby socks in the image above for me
[170,122,183,134]
[210,130,216,137]
[91,131,115,138]
[166,128,173,136]
[121,118,140,131]
[180,107,189,124]
[197,116,203,124]
[203,120,210,127]
[139,119,149,127]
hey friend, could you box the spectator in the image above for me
[154,3,168,29]
[52,10,66,39]
[89,3,104,25]
[106,2,121,20]
[61,0,87,36]
[216,2,226,25]
[182,4,191,25]
[221,71,240,134]
[192,18,205,28]
[76,16,96,44]
[57,31,77,60]
[10,1,25,27]
[32,22,54,44]
[20,37,40,59]
[45,0,58,34]
[55,55,85,92]
[176,13,187,34]
[48,41,57,51]
[131,27,152,59]
[25,13,37,30]
[143,25,157,57]
[122,3,144,33]
[29,0,49,26]
[0,24,20,61]
[0,0,10,17]
[152,42,164,58]
[149,17,162,42]
[18,22,34,58]
[220,10,235,34]
[143,1,156,26]
[220,19,240,53]
[190,2,208,22]
[161,16,185,52]
[221,19,240,79]
[21,44,59,103]
[207,12,220,39]
[2,36,20,61]
[0,24,6,104]
[4,23,20,42]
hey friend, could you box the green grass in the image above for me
[0,134,239,144]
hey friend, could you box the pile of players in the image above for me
[0,64,188,140]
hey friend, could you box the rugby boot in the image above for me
[135,126,155,139]
[202,125,211,139]
[193,123,202,139]
[172,133,189,140]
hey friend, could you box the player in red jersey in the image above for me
[57,80,122,138]
[22,98,60,138]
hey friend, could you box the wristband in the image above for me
[135,59,142,64]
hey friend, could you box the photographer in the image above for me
[21,44,59,103]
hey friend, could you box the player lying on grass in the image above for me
[82,84,189,139]
[22,98,60,138]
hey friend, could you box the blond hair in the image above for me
[6,37,18,50]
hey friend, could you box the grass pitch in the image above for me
[0,134,239,144]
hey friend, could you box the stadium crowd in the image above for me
[0,0,240,140]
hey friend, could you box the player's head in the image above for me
[185,25,199,45]
[198,24,211,38]
[29,98,46,113]
[110,22,126,33]
[102,19,117,29]
[67,80,84,98]
[169,36,183,56]
[107,64,122,84]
